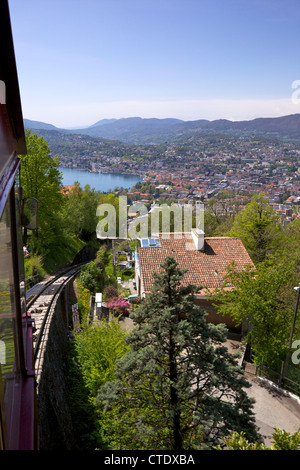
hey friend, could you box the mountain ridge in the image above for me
[24,113,300,144]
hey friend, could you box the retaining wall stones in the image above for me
[37,279,78,450]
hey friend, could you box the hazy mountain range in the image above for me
[24,114,300,144]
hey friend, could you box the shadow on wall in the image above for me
[71,245,96,265]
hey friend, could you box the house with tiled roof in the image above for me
[61,184,78,194]
[135,230,254,332]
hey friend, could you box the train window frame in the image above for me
[0,187,22,447]
[0,167,36,449]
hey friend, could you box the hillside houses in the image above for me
[57,133,300,226]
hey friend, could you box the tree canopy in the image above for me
[19,130,64,255]
[228,192,282,264]
[61,183,99,240]
[210,258,297,367]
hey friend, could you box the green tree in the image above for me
[228,193,282,264]
[210,258,296,367]
[79,260,104,295]
[96,193,120,236]
[61,183,99,241]
[20,130,63,252]
[78,245,108,294]
[277,217,300,262]
[20,131,85,271]
[217,427,300,450]
[66,342,104,450]
[74,318,129,398]
[98,256,260,450]
[270,427,300,450]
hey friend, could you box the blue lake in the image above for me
[59,167,142,192]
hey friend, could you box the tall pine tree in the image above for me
[98,256,260,450]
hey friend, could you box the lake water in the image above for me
[59,167,142,192]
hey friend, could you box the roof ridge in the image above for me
[204,236,240,239]
[156,232,241,240]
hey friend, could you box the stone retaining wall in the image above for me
[37,279,78,450]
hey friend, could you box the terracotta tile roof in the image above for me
[137,233,254,295]
[61,184,79,194]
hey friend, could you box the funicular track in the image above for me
[26,263,85,383]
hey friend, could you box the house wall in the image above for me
[194,297,241,333]
[135,251,145,298]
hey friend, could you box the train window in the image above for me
[0,192,22,448]
[14,171,27,317]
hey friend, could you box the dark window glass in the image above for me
[14,172,26,317]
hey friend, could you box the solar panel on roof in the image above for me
[140,238,160,247]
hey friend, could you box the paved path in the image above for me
[121,278,136,295]
[244,374,300,447]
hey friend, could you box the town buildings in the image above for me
[58,133,300,225]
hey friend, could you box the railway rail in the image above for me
[26,263,85,384]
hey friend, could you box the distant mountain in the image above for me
[78,117,184,142]
[24,118,59,131]
[233,114,300,135]
[89,118,118,128]
[23,113,300,144]
[177,114,300,142]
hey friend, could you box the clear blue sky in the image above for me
[8,0,300,127]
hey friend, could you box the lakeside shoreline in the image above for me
[59,166,143,192]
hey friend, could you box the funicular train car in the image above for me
[0,0,37,449]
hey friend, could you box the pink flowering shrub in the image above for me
[107,297,131,317]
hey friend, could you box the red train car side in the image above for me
[0,0,38,450]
